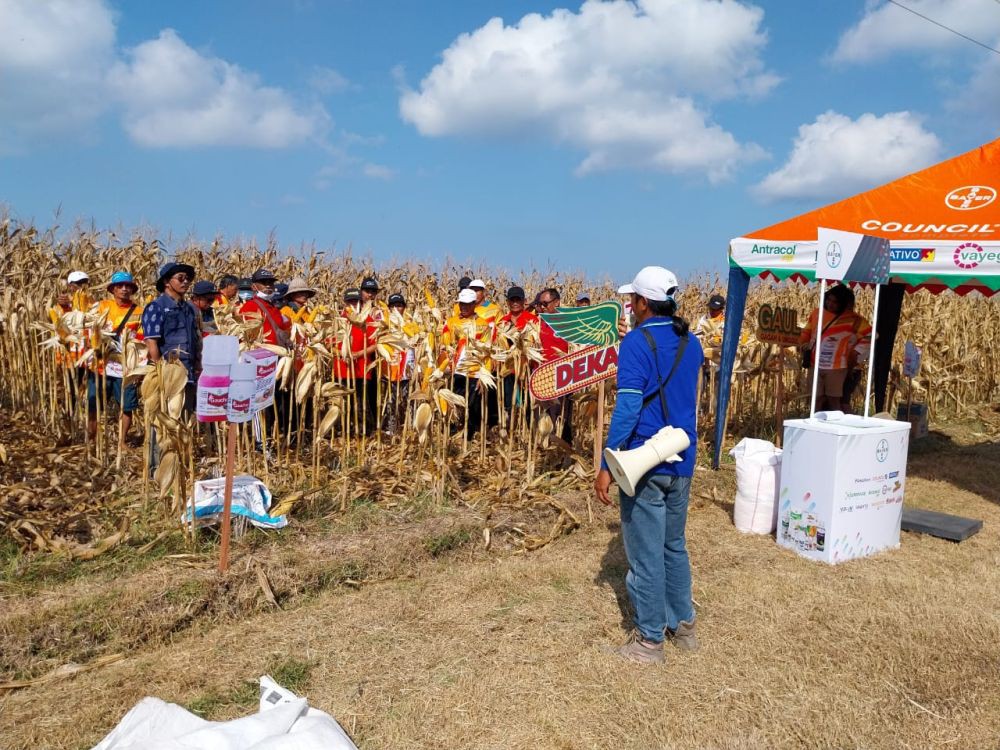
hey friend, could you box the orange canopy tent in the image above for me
[714,138,1000,465]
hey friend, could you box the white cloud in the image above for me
[753,111,942,202]
[109,30,328,148]
[399,0,776,180]
[0,0,116,149]
[832,0,1000,63]
[949,50,1000,120]
[1,2,331,151]
[310,66,353,94]
[361,163,396,180]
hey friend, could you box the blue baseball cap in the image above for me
[107,271,138,292]
[192,280,218,297]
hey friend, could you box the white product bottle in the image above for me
[227,359,256,424]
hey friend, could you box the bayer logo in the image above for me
[826,241,843,268]
[876,439,889,463]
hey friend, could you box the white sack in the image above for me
[729,438,782,534]
[91,678,357,750]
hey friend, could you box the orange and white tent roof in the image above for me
[730,138,1000,295]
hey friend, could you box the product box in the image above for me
[778,416,911,564]
[896,403,928,439]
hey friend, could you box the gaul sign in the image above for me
[756,304,801,346]
[529,344,619,401]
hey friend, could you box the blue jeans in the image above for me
[620,474,694,643]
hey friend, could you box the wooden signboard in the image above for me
[756,304,800,346]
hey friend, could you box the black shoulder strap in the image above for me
[639,325,689,424]
[112,304,137,340]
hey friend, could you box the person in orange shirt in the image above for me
[381,293,420,435]
[89,271,144,442]
[498,285,537,419]
[442,288,498,436]
[215,275,239,307]
[799,284,864,412]
[280,277,318,327]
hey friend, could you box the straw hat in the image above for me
[286,277,317,299]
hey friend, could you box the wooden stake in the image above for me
[218,421,237,574]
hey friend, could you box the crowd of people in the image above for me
[46,264,610,451]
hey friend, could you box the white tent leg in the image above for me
[809,279,827,416]
[863,284,882,418]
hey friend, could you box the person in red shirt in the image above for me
[498,285,537,419]
[334,287,378,436]
[536,287,573,444]
[239,268,292,439]
[238,269,291,348]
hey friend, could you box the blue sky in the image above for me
[1,0,998,282]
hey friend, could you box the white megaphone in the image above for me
[603,426,691,496]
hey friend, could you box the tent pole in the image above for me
[809,279,827,416]
[863,284,882,418]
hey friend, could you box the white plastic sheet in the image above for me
[91,676,358,750]
[729,438,782,534]
[184,475,287,530]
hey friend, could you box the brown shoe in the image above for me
[666,617,699,652]
[606,631,664,665]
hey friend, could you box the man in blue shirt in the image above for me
[142,262,201,386]
[595,266,703,665]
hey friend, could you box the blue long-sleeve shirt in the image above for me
[601,317,703,477]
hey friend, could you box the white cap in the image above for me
[617,266,679,301]
[468,279,486,289]
[67,271,89,284]
[457,288,478,304]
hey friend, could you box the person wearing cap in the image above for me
[216,275,240,306]
[467,278,500,323]
[694,294,726,348]
[381,293,420,434]
[239,269,292,348]
[536,287,574,444]
[335,287,379,435]
[451,276,473,317]
[236,277,254,302]
[442,288,498,437]
[575,292,592,307]
[498,285,538,419]
[595,266,703,665]
[66,270,95,311]
[190,280,220,336]
[360,277,389,323]
[88,271,145,443]
[142,261,201,419]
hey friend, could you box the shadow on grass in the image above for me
[593,521,632,633]
[907,429,1000,507]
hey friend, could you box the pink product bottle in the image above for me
[197,371,231,423]
[227,360,256,424]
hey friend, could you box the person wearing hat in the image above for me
[66,270,95,311]
[498,285,538,419]
[360,276,389,323]
[442,288,498,437]
[575,292,592,307]
[280,277,318,326]
[239,269,291,348]
[142,260,201,456]
[595,266,703,665]
[381,293,420,434]
[335,287,379,435]
[467,278,500,323]
[88,271,145,443]
[694,294,726,348]
[236,277,254,302]
[190,280,220,336]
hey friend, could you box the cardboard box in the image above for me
[896,403,928,439]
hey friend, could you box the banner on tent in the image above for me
[816,228,890,283]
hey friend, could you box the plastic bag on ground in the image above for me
[91,677,358,750]
[729,438,782,534]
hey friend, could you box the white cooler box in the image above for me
[778,416,911,564]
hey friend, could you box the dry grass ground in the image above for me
[2,423,1000,750]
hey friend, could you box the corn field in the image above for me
[2,219,999,552]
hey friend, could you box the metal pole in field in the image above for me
[218,421,237,574]
[863,284,882,418]
[809,279,827,416]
